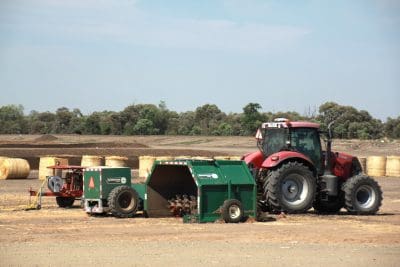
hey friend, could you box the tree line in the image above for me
[0,102,399,139]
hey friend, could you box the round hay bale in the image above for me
[174,156,192,160]
[366,156,386,177]
[39,157,68,180]
[213,156,230,160]
[81,155,103,167]
[0,158,30,179]
[139,156,155,178]
[386,156,400,177]
[191,156,213,160]
[358,157,367,173]
[156,156,174,161]
[105,156,128,167]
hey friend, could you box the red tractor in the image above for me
[243,118,382,214]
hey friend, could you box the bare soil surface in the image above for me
[0,135,400,266]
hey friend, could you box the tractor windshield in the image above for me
[290,128,322,172]
[259,128,288,157]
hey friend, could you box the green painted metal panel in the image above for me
[83,170,101,199]
[101,167,131,199]
[145,159,256,223]
[132,183,146,201]
[83,167,131,200]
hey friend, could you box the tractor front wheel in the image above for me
[56,197,75,208]
[343,175,382,214]
[108,186,139,218]
[264,162,316,213]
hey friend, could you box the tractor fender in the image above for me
[331,151,358,179]
[242,151,264,169]
[261,151,316,173]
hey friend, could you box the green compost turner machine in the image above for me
[83,159,256,223]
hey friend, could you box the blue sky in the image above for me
[0,0,399,120]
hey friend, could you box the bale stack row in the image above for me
[138,155,243,178]
[37,155,130,180]
[360,156,400,177]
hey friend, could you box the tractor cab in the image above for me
[256,118,323,174]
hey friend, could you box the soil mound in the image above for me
[35,134,58,142]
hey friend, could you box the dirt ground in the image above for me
[0,135,400,266]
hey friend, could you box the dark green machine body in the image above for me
[83,167,145,215]
[144,159,256,223]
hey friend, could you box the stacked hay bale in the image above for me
[386,156,400,177]
[139,156,155,179]
[0,158,30,179]
[39,156,68,180]
[81,155,103,167]
[358,157,367,173]
[213,156,230,160]
[174,156,192,160]
[156,156,174,161]
[105,156,128,167]
[366,156,386,177]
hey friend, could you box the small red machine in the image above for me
[28,165,84,209]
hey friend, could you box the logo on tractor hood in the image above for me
[198,173,218,179]
[106,177,127,184]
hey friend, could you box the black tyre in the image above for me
[264,162,316,213]
[221,199,243,223]
[343,175,382,215]
[108,186,139,218]
[56,197,75,208]
[313,195,344,213]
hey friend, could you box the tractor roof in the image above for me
[261,119,320,129]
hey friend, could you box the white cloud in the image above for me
[1,0,310,54]
[120,17,310,53]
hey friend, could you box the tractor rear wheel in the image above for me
[264,162,316,213]
[56,197,75,208]
[343,175,382,214]
[108,186,139,218]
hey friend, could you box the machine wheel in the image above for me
[264,161,316,213]
[343,175,382,214]
[221,199,243,223]
[56,197,75,208]
[108,186,139,218]
[313,195,344,213]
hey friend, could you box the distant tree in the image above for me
[84,112,101,134]
[0,101,394,139]
[384,117,400,139]
[27,110,56,134]
[133,119,157,135]
[194,104,224,135]
[214,122,234,136]
[242,103,263,135]
[0,105,26,134]
[317,102,383,139]
[175,111,196,135]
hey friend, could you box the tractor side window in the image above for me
[291,128,322,171]
[263,128,287,156]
